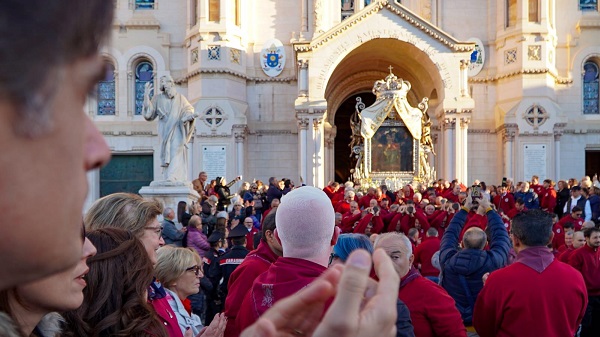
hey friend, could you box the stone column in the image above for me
[458,117,470,183]
[297,118,309,185]
[234,126,246,179]
[502,125,517,179]
[301,0,308,34]
[297,60,309,97]
[554,130,562,179]
[313,117,324,188]
[354,0,365,13]
[443,117,456,180]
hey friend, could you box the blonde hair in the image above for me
[85,193,163,238]
[154,247,202,288]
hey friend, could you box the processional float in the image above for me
[349,69,436,190]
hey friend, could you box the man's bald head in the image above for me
[462,227,487,250]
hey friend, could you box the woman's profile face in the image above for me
[16,237,97,312]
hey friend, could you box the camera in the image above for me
[373,206,379,213]
[407,206,414,214]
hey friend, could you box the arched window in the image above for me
[583,61,599,115]
[97,63,116,115]
[135,61,154,115]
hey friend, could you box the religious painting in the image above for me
[370,125,414,172]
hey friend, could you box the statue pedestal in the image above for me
[139,181,200,212]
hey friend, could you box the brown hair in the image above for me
[0,0,114,137]
[62,228,167,337]
[85,193,163,238]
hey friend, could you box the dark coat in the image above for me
[439,209,511,325]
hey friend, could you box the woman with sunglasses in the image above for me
[155,247,227,337]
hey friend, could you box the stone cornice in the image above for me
[293,0,474,53]
[249,130,294,135]
[177,68,296,84]
[469,68,572,84]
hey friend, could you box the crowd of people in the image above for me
[1,2,600,337]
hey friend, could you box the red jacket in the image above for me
[474,249,587,337]
[149,296,184,337]
[236,257,327,332]
[334,200,351,215]
[340,211,361,233]
[558,247,575,263]
[399,210,430,234]
[558,214,584,231]
[493,193,515,215]
[358,194,375,209]
[413,237,441,277]
[569,244,600,296]
[323,186,336,199]
[223,240,279,337]
[399,268,465,337]
[245,227,259,251]
[353,213,384,235]
[541,188,557,212]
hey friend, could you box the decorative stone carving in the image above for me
[200,105,227,131]
[505,48,517,65]
[313,118,323,129]
[524,104,548,129]
[230,48,241,64]
[297,118,310,129]
[191,48,199,64]
[500,124,518,143]
[208,46,220,60]
[528,45,541,61]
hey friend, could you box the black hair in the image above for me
[511,209,553,247]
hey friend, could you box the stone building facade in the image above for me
[86,0,600,207]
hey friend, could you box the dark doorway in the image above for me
[100,154,154,196]
[334,92,376,182]
[585,150,600,178]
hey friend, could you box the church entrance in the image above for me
[334,93,376,182]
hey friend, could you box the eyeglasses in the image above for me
[144,225,163,237]
[186,265,202,276]
[329,253,340,265]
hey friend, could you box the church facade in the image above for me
[86,0,600,206]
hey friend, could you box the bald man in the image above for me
[236,186,339,332]
[439,194,511,333]
[376,232,465,337]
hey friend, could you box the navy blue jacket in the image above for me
[514,190,539,209]
[439,209,511,325]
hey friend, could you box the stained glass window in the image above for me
[580,0,598,11]
[583,61,599,114]
[97,63,116,115]
[135,61,154,115]
[135,0,155,10]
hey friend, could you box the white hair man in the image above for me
[236,186,339,331]
[375,232,465,337]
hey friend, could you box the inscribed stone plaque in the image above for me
[202,146,227,182]
[523,144,546,180]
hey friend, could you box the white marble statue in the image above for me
[143,75,197,182]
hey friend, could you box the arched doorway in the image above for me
[325,38,443,183]
[334,93,376,182]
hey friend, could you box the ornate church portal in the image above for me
[293,1,474,187]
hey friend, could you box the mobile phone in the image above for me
[373,206,379,213]
[472,185,481,199]
[407,206,414,213]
